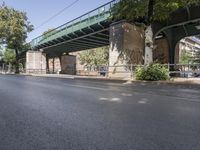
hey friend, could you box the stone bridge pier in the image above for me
[26,51,76,75]
[26,51,46,74]
[108,21,145,78]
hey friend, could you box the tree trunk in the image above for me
[46,55,49,73]
[143,0,155,65]
[148,0,155,21]
[15,49,20,74]
[144,25,153,65]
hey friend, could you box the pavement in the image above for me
[0,74,200,150]
[21,73,200,86]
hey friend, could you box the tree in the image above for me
[3,48,16,64]
[79,46,109,66]
[112,0,199,64]
[2,48,16,72]
[193,50,200,63]
[42,28,55,40]
[0,4,33,73]
[179,49,190,64]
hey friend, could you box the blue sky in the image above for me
[1,0,111,42]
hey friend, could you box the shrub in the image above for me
[135,64,169,81]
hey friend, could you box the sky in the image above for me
[1,0,111,42]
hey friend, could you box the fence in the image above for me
[76,64,200,78]
[1,63,200,78]
[167,64,200,78]
[0,64,15,74]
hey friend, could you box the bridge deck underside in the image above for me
[32,12,112,57]
[30,0,117,57]
[43,27,110,57]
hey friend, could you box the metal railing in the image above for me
[2,63,200,78]
[76,64,200,78]
[30,0,118,48]
[0,65,16,74]
[167,64,200,77]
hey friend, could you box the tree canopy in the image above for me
[79,47,109,66]
[0,4,33,49]
[180,49,190,64]
[112,0,200,25]
[3,48,16,64]
[0,3,33,72]
[42,28,55,40]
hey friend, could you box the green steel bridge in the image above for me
[30,0,200,63]
[30,0,119,57]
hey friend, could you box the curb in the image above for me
[26,75,200,88]
[73,76,127,83]
[130,79,200,88]
[20,74,75,79]
[3,73,200,88]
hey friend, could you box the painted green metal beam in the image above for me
[96,32,109,37]
[89,35,109,41]
[80,38,108,45]
[41,28,109,50]
[30,0,117,50]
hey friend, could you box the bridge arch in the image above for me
[152,5,200,64]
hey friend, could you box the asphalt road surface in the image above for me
[0,74,200,150]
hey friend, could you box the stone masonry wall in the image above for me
[109,22,144,78]
[26,51,46,74]
[154,38,169,64]
[60,55,76,75]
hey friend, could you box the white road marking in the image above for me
[121,93,133,97]
[111,98,121,102]
[99,97,121,102]
[138,98,149,104]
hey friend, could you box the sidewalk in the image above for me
[21,73,127,83]
[19,73,200,87]
[170,77,200,84]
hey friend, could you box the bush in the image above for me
[135,64,169,81]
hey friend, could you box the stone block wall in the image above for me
[26,51,46,74]
[154,38,169,64]
[48,58,61,74]
[60,55,76,75]
[109,22,145,78]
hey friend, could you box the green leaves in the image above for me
[135,63,169,81]
[112,0,148,22]
[112,0,199,24]
[180,49,190,64]
[79,47,109,66]
[0,4,33,73]
[3,48,16,63]
[0,4,33,50]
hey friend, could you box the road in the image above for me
[0,74,200,150]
